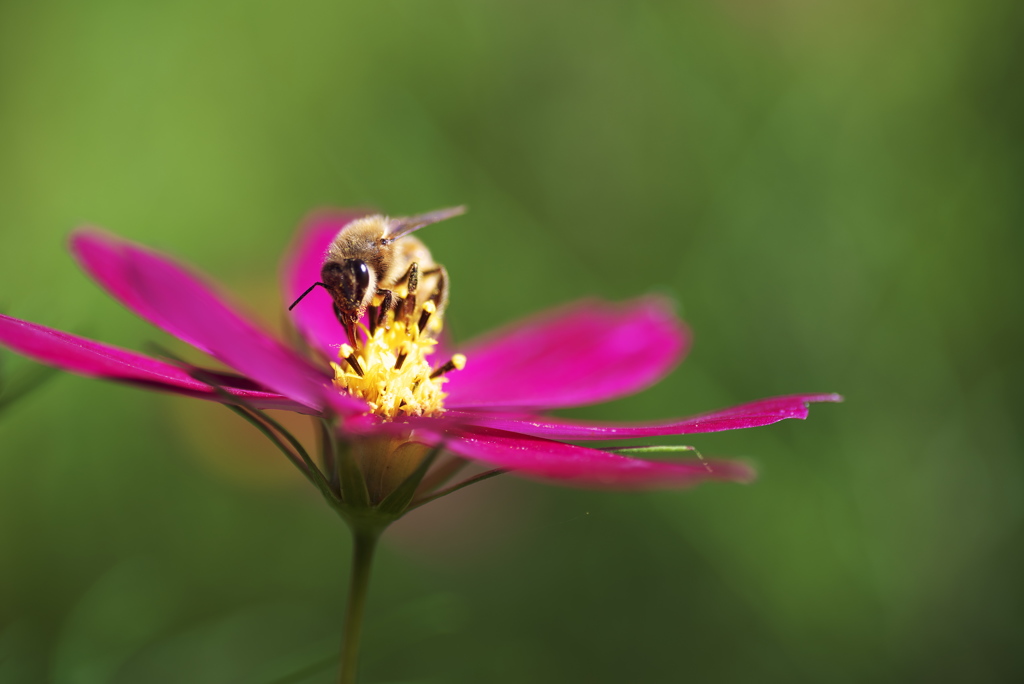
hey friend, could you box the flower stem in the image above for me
[338,526,381,684]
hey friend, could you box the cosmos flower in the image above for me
[0,211,840,519]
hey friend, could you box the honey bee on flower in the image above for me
[288,206,464,347]
[287,207,467,420]
[0,207,840,496]
[0,206,840,684]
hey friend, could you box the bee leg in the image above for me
[377,289,395,329]
[399,263,420,320]
[420,266,447,308]
[407,262,420,293]
[418,266,446,301]
[418,266,448,333]
[431,267,448,308]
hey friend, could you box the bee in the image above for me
[289,206,465,347]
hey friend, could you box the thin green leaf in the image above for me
[0,363,60,416]
[408,467,508,511]
[608,444,712,473]
[607,445,699,455]
[148,343,336,495]
[223,405,310,479]
[414,455,468,496]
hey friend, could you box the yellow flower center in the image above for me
[331,300,465,419]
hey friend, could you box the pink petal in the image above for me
[0,314,308,412]
[323,388,373,419]
[71,229,331,411]
[336,408,475,438]
[444,297,689,410]
[281,210,369,358]
[444,394,844,439]
[442,426,755,489]
[71,230,215,356]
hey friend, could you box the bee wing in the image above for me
[385,205,466,241]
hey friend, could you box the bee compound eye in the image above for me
[352,260,371,290]
[334,259,372,304]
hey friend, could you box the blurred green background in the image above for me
[1,1,1022,682]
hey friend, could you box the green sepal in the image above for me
[374,441,445,517]
[334,436,371,510]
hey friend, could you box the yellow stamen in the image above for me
[331,299,464,419]
[429,353,467,379]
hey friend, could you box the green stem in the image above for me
[338,527,381,684]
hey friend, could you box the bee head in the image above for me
[322,259,375,313]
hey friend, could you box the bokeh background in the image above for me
[1,1,1022,682]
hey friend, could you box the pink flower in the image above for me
[0,210,840,512]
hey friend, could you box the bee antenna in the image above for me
[288,282,327,311]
